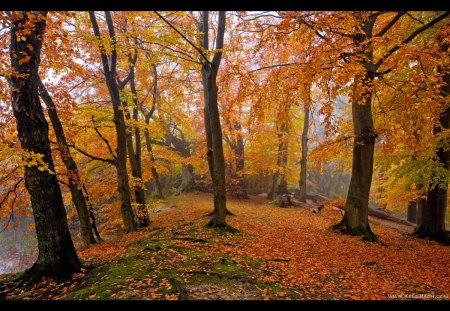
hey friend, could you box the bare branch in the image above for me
[375,11,450,69]
[154,11,211,65]
[375,11,406,37]
[91,116,116,159]
[64,142,115,164]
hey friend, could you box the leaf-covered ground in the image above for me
[0,193,449,300]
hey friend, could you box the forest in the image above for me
[0,10,449,301]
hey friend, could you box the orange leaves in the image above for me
[18,55,31,65]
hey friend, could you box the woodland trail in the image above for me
[1,193,449,300]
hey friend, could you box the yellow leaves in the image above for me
[19,150,54,174]
[16,35,26,42]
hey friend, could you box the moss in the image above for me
[254,280,299,298]
[321,274,340,283]
[246,257,261,267]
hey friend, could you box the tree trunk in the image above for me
[234,129,249,199]
[268,172,279,200]
[205,73,228,227]
[199,11,230,228]
[122,92,149,227]
[144,128,165,199]
[296,103,310,202]
[9,11,82,279]
[268,121,289,200]
[82,185,103,242]
[334,17,377,241]
[414,38,450,243]
[416,193,426,226]
[37,77,96,247]
[89,12,137,232]
[179,164,195,194]
[334,74,377,241]
[407,201,417,223]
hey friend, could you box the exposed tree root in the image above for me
[205,209,235,217]
[333,220,378,242]
[206,219,238,232]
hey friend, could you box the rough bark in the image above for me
[37,76,96,247]
[334,16,377,241]
[89,11,137,232]
[296,103,310,203]
[121,55,150,227]
[9,11,82,279]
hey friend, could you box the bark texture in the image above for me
[38,77,96,247]
[10,11,82,279]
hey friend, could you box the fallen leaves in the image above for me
[1,193,449,300]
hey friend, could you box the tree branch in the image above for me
[248,62,300,73]
[64,142,115,164]
[104,11,117,75]
[375,11,450,69]
[89,11,110,75]
[211,11,226,71]
[91,116,116,159]
[154,11,211,65]
[375,11,406,37]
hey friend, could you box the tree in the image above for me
[296,86,311,202]
[89,11,137,232]
[37,76,97,247]
[414,31,450,244]
[198,11,230,227]
[9,11,82,279]
[295,11,450,240]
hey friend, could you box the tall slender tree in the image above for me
[89,11,137,232]
[198,11,230,227]
[37,76,97,246]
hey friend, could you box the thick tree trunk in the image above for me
[414,42,450,243]
[37,77,96,247]
[334,74,377,241]
[9,11,82,279]
[334,17,377,241]
[89,12,137,232]
[296,104,310,203]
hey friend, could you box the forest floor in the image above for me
[0,193,449,300]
